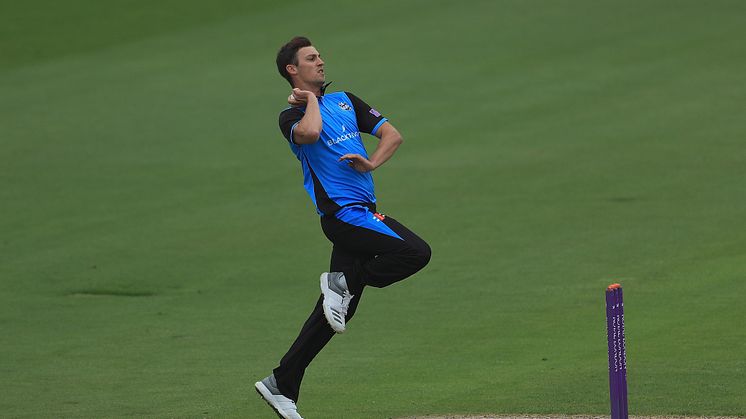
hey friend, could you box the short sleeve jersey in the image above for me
[278,91,388,216]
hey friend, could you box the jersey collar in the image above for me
[319,81,333,97]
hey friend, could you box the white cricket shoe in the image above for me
[320,272,354,333]
[255,375,303,419]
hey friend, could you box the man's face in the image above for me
[290,46,325,86]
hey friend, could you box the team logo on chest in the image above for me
[338,101,352,111]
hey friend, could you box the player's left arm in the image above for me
[339,92,403,173]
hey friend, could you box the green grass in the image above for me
[2,0,745,417]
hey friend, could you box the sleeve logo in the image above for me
[369,108,381,117]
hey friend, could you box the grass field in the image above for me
[2,1,745,417]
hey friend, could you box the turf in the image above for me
[1,0,745,417]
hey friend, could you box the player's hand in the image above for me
[288,88,314,107]
[339,154,376,173]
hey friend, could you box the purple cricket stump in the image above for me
[606,287,620,419]
[606,284,628,419]
[618,287,628,418]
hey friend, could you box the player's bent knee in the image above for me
[419,242,432,268]
[409,240,431,271]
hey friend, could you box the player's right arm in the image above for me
[287,88,322,144]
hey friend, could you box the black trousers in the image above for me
[272,205,431,402]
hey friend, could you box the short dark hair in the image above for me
[276,36,312,87]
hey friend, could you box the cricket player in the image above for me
[255,36,431,419]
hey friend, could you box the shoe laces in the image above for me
[339,291,353,316]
